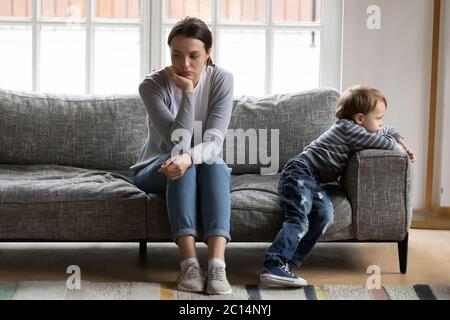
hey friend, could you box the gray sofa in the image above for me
[0,87,412,273]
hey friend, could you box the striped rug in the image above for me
[0,282,448,300]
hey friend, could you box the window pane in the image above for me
[41,0,87,19]
[273,30,320,94]
[164,0,212,22]
[94,27,140,94]
[219,29,265,96]
[273,0,321,23]
[0,26,32,91]
[0,0,32,17]
[163,28,171,66]
[95,0,140,19]
[219,0,266,23]
[40,26,86,94]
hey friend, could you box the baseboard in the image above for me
[412,210,450,230]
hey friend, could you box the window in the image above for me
[160,0,342,96]
[0,0,142,94]
[0,0,342,95]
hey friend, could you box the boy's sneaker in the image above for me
[260,262,307,287]
[206,266,233,295]
[177,263,206,293]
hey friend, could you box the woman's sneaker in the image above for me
[177,263,206,293]
[206,266,233,295]
[260,261,307,287]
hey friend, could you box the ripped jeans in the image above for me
[264,154,334,267]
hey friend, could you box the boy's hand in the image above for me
[158,153,193,181]
[397,138,416,163]
[403,146,416,163]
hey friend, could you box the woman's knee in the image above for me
[133,154,172,193]
[204,156,226,166]
[167,165,197,187]
[198,157,231,178]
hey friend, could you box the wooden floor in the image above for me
[0,229,449,286]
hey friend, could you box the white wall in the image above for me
[436,0,450,206]
[341,0,433,209]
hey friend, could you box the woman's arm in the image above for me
[189,69,234,165]
[158,68,234,181]
[138,72,195,150]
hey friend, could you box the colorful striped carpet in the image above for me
[0,282,449,300]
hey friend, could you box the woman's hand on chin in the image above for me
[158,153,193,181]
[165,67,194,92]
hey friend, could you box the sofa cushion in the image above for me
[230,174,353,241]
[223,89,340,174]
[0,88,147,170]
[145,174,353,242]
[0,87,339,174]
[0,165,147,241]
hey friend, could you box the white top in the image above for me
[169,65,212,131]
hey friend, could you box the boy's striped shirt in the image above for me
[301,119,402,182]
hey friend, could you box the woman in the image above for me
[132,17,234,295]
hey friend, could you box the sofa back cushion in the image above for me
[0,88,339,172]
[224,89,340,174]
[0,89,147,170]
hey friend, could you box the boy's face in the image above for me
[356,100,386,133]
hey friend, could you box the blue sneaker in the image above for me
[260,262,307,287]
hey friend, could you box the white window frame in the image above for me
[0,0,145,94]
[322,0,343,91]
[0,0,342,94]
[153,0,343,95]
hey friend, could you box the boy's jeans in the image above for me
[133,154,232,243]
[265,154,334,267]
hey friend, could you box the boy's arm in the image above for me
[378,125,400,137]
[397,137,417,163]
[349,124,416,162]
[379,126,416,162]
[345,124,399,150]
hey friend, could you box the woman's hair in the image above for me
[168,17,214,66]
[335,85,387,120]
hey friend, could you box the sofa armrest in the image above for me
[342,147,413,241]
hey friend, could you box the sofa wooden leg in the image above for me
[397,232,409,274]
[139,241,147,259]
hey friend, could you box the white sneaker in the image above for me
[176,263,206,293]
[206,266,233,295]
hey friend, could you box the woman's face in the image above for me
[170,36,211,84]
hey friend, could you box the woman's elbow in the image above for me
[138,81,150,97]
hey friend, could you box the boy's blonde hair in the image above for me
[335,85,387,120]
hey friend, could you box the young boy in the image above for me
[260,85,416,287]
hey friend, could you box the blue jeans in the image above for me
[265,154,334,267]
[133,154,231,243]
